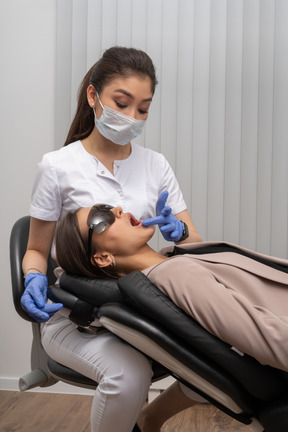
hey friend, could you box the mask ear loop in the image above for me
[89,89,102,109]
[91,93,104,123]
[96,92,104,109]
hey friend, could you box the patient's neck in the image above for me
[118,245,168,275]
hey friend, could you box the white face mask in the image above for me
[94,93,146,146]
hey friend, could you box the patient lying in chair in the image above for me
[55,204,288,373]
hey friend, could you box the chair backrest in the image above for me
[10,216,57,321]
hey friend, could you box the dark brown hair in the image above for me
[55,210,118,279]
[64,46,158,146]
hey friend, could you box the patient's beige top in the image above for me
[142,241,288,372]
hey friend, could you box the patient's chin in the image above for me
[146,225,155,239]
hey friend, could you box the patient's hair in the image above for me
[55,210,118,279]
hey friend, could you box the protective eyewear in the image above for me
[87,204,115,257]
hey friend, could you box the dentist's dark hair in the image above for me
[64,46,158,146]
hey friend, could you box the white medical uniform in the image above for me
[31,140,187,432]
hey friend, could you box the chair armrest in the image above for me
[48,284,79,310]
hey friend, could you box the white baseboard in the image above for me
[0,378,94,395]
[0,376,175,398]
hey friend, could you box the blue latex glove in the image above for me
[21,273,63,323]
[142,191,184,242]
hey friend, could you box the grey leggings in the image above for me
[41,314,153,432]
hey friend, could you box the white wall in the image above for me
[0,0,57,390]
[0,0,167,396]
[56,0,288,257]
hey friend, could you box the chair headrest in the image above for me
[60,273,124,306]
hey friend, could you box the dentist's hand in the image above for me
[21,273,63,323]
[142,191,184,242]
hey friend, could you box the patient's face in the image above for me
[77,206,155,257]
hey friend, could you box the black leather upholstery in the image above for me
[60,273,123,305]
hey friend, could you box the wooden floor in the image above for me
[0,390,256,432]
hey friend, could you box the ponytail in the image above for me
[64,66,95,146]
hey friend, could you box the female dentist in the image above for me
[21,46,202,432]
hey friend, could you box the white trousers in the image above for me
[41,314,153,432]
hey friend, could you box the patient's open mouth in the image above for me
[127,213,142,227]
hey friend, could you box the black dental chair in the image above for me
[10,216,288,432]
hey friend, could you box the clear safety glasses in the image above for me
[87,204,115,258]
